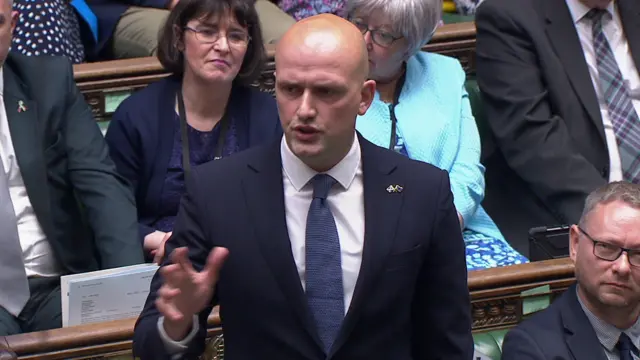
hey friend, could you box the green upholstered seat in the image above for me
[465,77,496,162]
[473,329,509,359]
[442,13,475,24]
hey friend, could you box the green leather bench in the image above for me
[473,329,509,359]
[465,77,496,163]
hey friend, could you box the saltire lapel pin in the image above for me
[386,185,404,193]
[17,100,27,113]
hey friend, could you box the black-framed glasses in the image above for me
[184,26,251,47]
[349,18,403,48]
[577,226,640,266]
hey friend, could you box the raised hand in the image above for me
[156,246,229,340]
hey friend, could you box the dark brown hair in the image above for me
[157,0,265,86]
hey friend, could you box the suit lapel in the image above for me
[329,136,404,357]
[562,285,609,360]
[619,0,640,71]
[544,0,605,141]
[2,67,51,236]
[241,141,323,351]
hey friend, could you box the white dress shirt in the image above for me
[0,67,59,278]
[160,134,366,355]
[566,0,640,182]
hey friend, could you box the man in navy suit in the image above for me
[132,13,473,360]
[502,181,640,359]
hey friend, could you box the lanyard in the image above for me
[388,65,407,150]
[177,89,229,179]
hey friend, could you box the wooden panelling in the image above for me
[72,22,476,124]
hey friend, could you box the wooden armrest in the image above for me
[468,258,574,291]
[4,307,221,357]
[431,22,476,43]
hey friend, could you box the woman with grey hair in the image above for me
[350,0,527,270]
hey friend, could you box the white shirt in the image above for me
[159,134,366,354]
[0,67,59,278]
[566,0,640,182]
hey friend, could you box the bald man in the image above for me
[132,14,473,360]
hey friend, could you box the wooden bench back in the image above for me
[73,22,476,124]
[2,258,574,359]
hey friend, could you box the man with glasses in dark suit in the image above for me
[502,181,640,360]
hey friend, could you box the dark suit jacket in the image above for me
[3,53,144,273]
[502,284,608,360]
[132,135,473,360]
[104,76,282,254]
[475,0,640,254]
[84,0,168,59]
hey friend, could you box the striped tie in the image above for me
[587,9,640,183]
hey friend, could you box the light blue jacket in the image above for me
[356,51,505,242]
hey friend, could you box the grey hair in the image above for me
[579,181,640,227]
[347,0,442,57]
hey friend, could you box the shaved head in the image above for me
[274,14,376,173]
[276,14,370,84]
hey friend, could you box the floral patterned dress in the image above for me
[278,0,346,21]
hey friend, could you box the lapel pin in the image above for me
[386,185,404,193]
[17,100,27,113]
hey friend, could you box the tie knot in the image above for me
[617,333,637,353]
[585,8,608,24]
[311,174,337,200]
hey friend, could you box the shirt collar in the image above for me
[280,133,361,192]
[0,67,4,96]
[565,0,616,23]
[576,286,640,352]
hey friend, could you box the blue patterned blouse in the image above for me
[154,114,239,232]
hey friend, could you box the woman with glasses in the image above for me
[349,0,527,270]
[105,0,281,262]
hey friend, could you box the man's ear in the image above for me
[357,79,376,116]
[569,224,581,264]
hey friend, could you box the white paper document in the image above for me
[61,264,159,327]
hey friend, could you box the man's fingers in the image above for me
[158,285,181,300]
[155,297,184,323]
[172,247,197,274]
[160,263,186,286]
[202,247,229,286]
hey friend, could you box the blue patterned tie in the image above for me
[305,174,344,353]
[617,333,635,360]
[587,9,640,183]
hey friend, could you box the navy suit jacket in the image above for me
[502,284,608,360]
[104,76,281,254]
[84,0,168,59]
[132,135,473,360]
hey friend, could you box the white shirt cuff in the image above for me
[157,315,200,357]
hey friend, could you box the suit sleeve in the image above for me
[501,327,547,360]
[475,2,606,224]
[411,170,473,359]
[61,60,144,268]
[133,170,216,360]
[104,103,157,249]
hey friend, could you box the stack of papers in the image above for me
[61,264,159,327]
